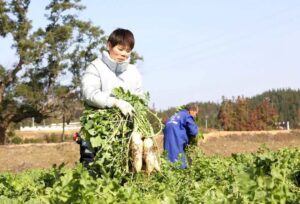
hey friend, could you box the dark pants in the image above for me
[77,139,95,173]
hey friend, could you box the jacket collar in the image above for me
[102,51,129,76]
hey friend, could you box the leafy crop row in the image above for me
[1,147,299,203]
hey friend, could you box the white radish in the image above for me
[130,131,143,172]
[143,138,155,174]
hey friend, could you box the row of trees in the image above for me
[250,89,300,129]
[218,97,278,131]
[158,88,300,131]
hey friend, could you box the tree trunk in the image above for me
[61,114,65,142]
[0,125,6,145]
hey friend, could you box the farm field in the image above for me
[0,130,300,203]
[1,130,299,172]
[200,129,300,156]
[0,130,300,172]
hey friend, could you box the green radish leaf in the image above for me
[90,136,103,148]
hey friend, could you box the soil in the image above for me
[199,129,300,156]
[0,142,79,172]
[1,130,300,173]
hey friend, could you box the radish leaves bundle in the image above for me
[80,87,162,178]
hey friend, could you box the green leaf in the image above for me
[87,129,96,136]
[84,120,94,130]
[90,136,102,148]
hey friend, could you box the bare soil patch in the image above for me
[0,142,79,173]
[200,130,300,156]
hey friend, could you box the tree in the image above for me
[250,88,300,128]
[52,85,81,141]
[252,98,278,130]
[130,51,143,65]
[218,96,278,131]
[234,96,249,131]
[0,0,105,144]
[218,97,236,131]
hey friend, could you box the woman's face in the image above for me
[108,43,131,63]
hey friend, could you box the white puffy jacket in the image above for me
[81,51,143,108]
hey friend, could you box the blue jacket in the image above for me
[163,110,198,169]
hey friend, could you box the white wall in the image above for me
[20,122,81,131]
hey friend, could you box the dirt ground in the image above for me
[1,130,300,172]
[199,129,300,156]
[0,142,79,172]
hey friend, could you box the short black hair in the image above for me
[185,103,199,112]
[107,28,135,50]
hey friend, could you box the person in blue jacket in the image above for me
[163,103,199,169]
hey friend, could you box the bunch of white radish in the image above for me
[130,132,160,174]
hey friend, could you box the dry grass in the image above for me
[202,129,292,142]
[200,129,300,156]
[0,142,79,172]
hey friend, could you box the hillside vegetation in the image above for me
[158,88,300,131]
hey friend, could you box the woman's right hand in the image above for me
[115,99,134,117]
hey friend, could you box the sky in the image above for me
[1,0,300,110]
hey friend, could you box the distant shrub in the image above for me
[6,130,17,144]
[7,130,16,138]
[63,134,73,142]
[23,138,45,144]
[10,136,23,144]
[45,133,60,143]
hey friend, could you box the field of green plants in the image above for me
[1,146,299,204]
